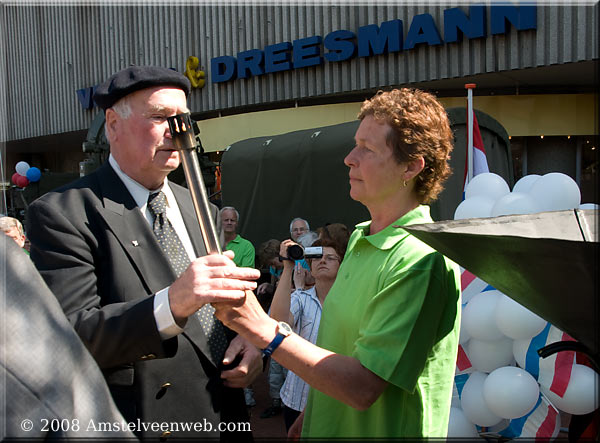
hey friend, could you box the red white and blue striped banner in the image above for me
[525,324,576,397]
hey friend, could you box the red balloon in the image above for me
[16,175,29,188]
[12,172,21,185]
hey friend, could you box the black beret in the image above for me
[93,65,191,110]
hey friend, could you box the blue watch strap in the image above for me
[262,333,285,357]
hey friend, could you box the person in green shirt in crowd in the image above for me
[221,206,256,268]
[214,88,461,438]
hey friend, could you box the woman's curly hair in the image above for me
[358,88,454,204]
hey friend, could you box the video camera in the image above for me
[286,244,323,260]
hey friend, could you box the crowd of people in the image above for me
[2,65,461,440]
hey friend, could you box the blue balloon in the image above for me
[26,166,41,182]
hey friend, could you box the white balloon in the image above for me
[448,407,479,438]
[483,366,540,419]
[465,172,510,201]
[513,338,531,369]
[513,174,541,194]
[454,196,495,220]
[459,315,471,345]
[495,293,547,340]
[462,291,505,341]
[541,364,600,415]
[579,203,599,210]
[461,372,503,427]
[15,161,30,176]
[491,192,539,217]
[467,337,515,373]
[528,172,581,212]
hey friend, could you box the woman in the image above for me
[269,235,348,430]
[215,88,461,438]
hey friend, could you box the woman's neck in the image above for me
[315,278,335,305]
[367,196,420,235]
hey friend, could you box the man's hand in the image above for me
[213,289,278,350]
[169,251,260,325]
[220,335,262,388]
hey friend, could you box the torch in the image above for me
[167,113,221,254]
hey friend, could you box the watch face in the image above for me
[278,321,293,336]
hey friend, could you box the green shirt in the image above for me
[302,205,461,438]
[225,234,255,268]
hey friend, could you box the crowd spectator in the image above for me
[269,233,349,431]
[221,206,255,268]
[289,217,309,241]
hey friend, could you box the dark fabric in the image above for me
[1,235,136,439]
[220,112,513,250]
[27,162,250,440]
[93,65,191,110]
[148,191,192,277]
[283,405,301,432]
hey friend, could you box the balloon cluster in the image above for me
[454,172,597,220]
[11,161,41,188]
[449,172,599,439]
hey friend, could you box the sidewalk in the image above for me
[248,367,287,439]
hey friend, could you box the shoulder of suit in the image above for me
[31,167,104,207]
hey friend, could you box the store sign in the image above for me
[211,4,536,83]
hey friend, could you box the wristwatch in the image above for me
[262,321,293,357]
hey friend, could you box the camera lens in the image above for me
[287,244,304,261]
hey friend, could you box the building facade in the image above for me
[0,2,598,213]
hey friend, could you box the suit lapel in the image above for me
[95,163,176,293]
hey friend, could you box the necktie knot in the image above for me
[148,191,167,216]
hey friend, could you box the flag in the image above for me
[498,393,561,440]
[460,266,494,303]
[463,111,489,196]
[524,324,576,397]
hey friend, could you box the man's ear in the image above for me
[104,109,119,143]
[404,156,425,182]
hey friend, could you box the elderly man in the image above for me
[0,216,26,249]
[221,206,255,268]
[27,66,262,441]
[289,217,309,242]
[215,89,461,438]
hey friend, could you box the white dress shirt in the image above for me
[109,154,191,339]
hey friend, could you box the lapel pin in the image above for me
[132,240,139,247]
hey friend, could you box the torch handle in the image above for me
[179,149,222,254]
[168,113,222,255]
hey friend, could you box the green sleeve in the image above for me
[352,252,453,392]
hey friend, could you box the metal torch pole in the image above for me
[168,113,221,254]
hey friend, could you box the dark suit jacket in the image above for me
[27,162,249,441]
[1,234,136,440]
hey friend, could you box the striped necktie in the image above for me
[148,191,228,363]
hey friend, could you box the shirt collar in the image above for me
[229,234,241,244]
[109,154,174,209]
[355,205,432,250]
